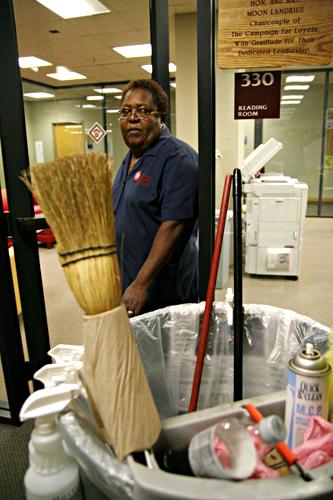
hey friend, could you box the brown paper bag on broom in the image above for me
[23,153,161,460]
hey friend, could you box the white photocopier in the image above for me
[242,139,308,279]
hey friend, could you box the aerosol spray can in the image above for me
[285,343,331,449]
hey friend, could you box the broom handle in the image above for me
[188,175,232,412]
[233,168,243,402]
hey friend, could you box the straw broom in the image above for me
[22,153,161,460]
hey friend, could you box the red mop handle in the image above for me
[188,174,232,412]
[245,403,297,465]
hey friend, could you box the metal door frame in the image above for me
[0,0,51,423]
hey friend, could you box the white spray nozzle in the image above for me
[48,344,84,367]
[34,363,80,388]
[20,384,80,422]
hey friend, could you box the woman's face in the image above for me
[119,88,162,157]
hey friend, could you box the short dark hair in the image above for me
[121,79,168,122]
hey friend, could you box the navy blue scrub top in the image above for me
[112,127,198,312]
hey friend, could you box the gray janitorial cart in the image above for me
[58,304,333,499]
[57,167,333,499]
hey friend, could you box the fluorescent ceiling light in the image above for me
[106,109,119,113]
[281,95,304,100]
[82,104,96,108]
[281,100,301,105]
[86,95,104,101]
[64,125,82,129]
[19,56,52,68]
[285,75,315,83]
[141,63,176,73]
[114,95,122,100]
[141,65,153,73]
[170,82,176,88]
[113,44,152,58]
[36,0,110,19]
[94,87,122,94]
[23,92,55,99]
[47,66,86,81]
[284,85,310,91]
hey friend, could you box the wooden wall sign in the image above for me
[218,0,333,69]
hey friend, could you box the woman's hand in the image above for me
[122,220,188,316]
[122,281,149,317]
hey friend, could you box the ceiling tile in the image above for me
[13,0,194,87]
[118,10,150,31]
[69,11,129,35]
[106,0,149,13]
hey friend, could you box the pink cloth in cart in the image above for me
[251,460,279,479]
[213,433,278,478]
[294,416,333,470]
[211,417,333,479]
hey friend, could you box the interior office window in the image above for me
[22,82,132,178]
[22,83,108,164]
[263,71,326,217]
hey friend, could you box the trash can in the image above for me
[58,303,331,499]
[196,210,232,290]
[129,302,330,417]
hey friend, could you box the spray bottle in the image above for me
[20,384,82,500]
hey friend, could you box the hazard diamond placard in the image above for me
[87,122,106,144]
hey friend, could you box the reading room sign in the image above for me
[234,71,281,119]
[218,0,333,69]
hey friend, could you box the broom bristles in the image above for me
[23,154,162,458]
[23,153,121,314]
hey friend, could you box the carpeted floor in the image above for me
[0,419,34,500]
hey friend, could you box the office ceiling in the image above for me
[14,0,196,98]
[13,0,332,102]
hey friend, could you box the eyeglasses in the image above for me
[118,106,160,120]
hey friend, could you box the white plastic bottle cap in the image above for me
[258,415,286,444]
